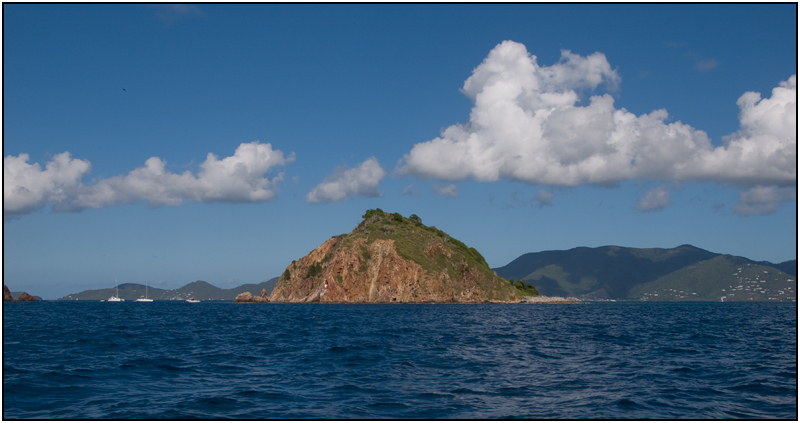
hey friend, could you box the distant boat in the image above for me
[135,278,154,302]
[186,297,200,303]
[108,278,124,302]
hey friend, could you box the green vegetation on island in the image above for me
[494,245,795,302]
[629,255,796,302]
[51,209,795,303]
[271,209,525,302]
[355,209,527,299]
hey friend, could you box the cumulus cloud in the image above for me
[306,157,386,203]
[4,142,293,219]
[636,185,671,212]
[732,186,796,217]
[396,41,796,214]
[432,184,458,198]
[4,152,91,219]
[691,75,797,186]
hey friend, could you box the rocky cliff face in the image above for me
[4,285,13,301]
[269,210,521,303]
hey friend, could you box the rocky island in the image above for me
[265,209,530,303]
[4,285,38,301]
[234,288,270,303]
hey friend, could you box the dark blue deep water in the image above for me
[3,301,797,419]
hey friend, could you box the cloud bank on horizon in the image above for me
[396,40,796,214]
[4,142,293,220]
[4,41,796,219]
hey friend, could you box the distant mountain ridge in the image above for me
[58,278,279,301]
[755,259,797,277]
[493,245,796,301]
[54,244,796,303]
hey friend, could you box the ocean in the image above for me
[3,301,796,419]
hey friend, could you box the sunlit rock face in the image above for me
[233,289,270,303]
[16,292,37,302]
[269,211,520,304]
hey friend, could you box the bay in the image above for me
[3,301,796,419]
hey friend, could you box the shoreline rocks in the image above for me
[16,292,38,302]
[234,288,270,303]
[523,295,581,304]
[4,285,38,301]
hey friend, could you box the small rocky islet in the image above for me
[4,285,38,302]
[233,289,270,303]
[236,209,543,304]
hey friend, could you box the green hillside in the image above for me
[322,209,525,300]
[493,245,718,299]
[757,259,796,277]
[629,255,796,302]
[356,209,497,281]
[493,245,796,301]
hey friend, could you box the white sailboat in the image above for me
[108,278,124,302]
[135,278,154,302]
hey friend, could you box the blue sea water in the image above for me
[3,301,796,419]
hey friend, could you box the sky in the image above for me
[3,4,797,300]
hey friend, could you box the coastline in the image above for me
[522,295,582,304]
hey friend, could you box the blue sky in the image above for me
[3,4,796,299]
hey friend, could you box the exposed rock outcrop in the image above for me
[16,292,37,302]
[234,288,270,303]
[4,285,38,301]
[523,295,581,304]
[269,210,522,303]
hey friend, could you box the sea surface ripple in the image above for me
[3,301,796,419]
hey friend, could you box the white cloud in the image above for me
[732,186,796,217]
[402,184,420,196]
[432,184,458,198]
[535,189,555,207]
[396,41,796,213]
[4,142,293,219]
[497,190,555,209]
[684,51,720,72]
[689,75,797,187]
[695,58,719,72]
[3,152,91,219]
[306,157,386,203]
[636,186,671,212]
